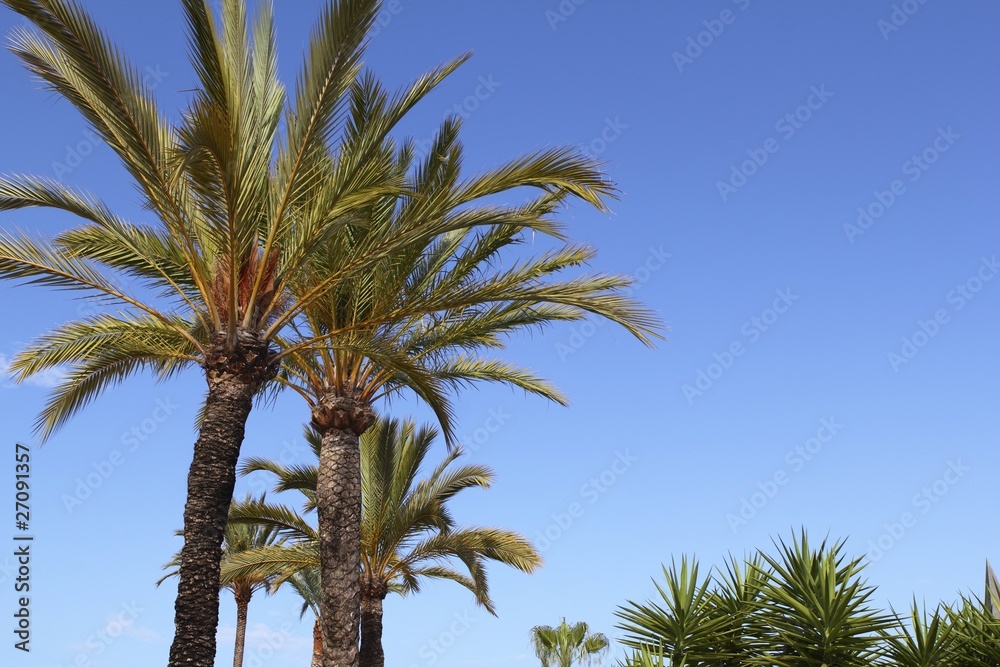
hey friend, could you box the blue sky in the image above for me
[1,0,998,665]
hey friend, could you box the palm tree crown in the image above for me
[530,618,610,667]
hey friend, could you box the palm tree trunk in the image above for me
[312,393,375,667]
[359,594,385,667]
[168,336,274,667]
[312,618,323,667]
[233,590,252,667]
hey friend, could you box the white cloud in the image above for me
[0,352,66,389]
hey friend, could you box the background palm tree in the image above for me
[223,418,542,667]
[159,498,281,667]
[530,618,610,667]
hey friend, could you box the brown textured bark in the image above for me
[359,590,386,667]
[312,392,375,667]
[312,618,323,667]
[168,332,275,667]
[232,588,252,667]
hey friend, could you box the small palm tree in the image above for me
[159,498,281,667]
[530,618,609,667]
[223,419,542,667]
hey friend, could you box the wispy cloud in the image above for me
[217,621,312,652]
[0,352,65,389]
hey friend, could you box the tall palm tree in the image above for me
[222,419,542,667]
[158,498,282,667]
[0,1,631,664]
[530,619,610,667]
[270,113,660,663]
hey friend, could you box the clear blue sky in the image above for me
[1,1,998,665]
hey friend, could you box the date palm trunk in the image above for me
[311,393,375,667]
[168,334,274,667]
[312,618,323,667]
[359,592,386,667]
[233,588,252,667]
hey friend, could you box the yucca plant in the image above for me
[946,596,1000,667]
[223,419,542,667]
[704,554,771,666]
[881,601,959,667]
[616,557,736,666]
[530,619,610,667]
[748,532,894,667]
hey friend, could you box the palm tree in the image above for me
[159,498,282,667]
[270,112,660,662]
[0,1,637,664]
[530,618,610,667]
[221,418,542,667]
